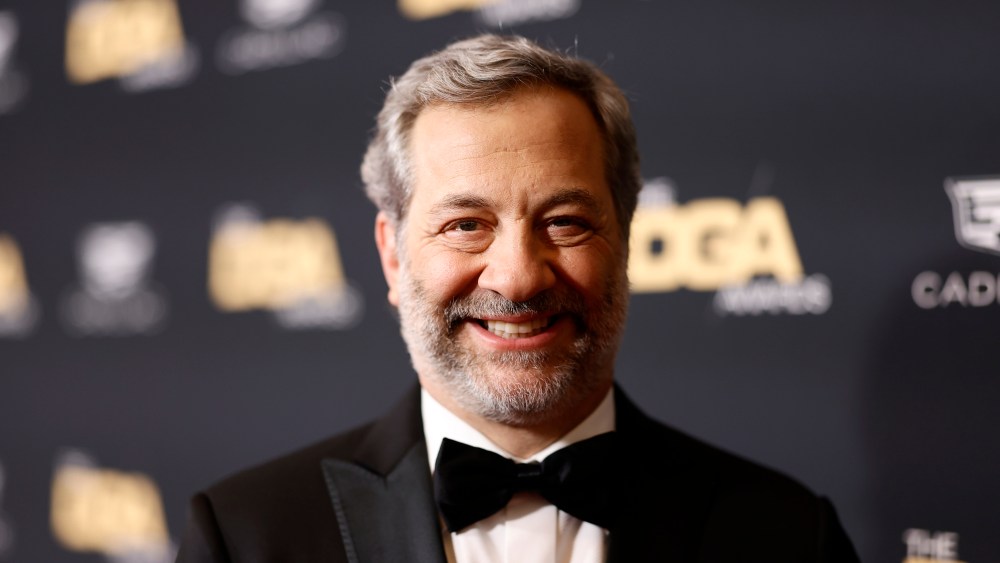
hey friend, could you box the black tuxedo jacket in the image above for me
[176,385,859,562]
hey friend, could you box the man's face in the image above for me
[376,87,629,426]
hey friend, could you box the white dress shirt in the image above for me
[422,388,615,563]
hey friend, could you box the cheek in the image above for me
[555,250,617,300]
[408,246,483,300]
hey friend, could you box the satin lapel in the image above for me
[606,386,712,563]
[321,386,447,563]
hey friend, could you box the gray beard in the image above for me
[396,265,629,426]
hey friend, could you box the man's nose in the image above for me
[478,230,556,302]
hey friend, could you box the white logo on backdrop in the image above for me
[912,176,1000,309]
[476,0,579,27]
[216,0,346,74]
[902,528,964,563]
[241,0,320,29]
[0,11,29,115]
[118,42,200,94]
[60,221,168,336]
[946,176,1000,256]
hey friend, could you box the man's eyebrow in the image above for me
[542,188,603,213]
[427,188,604,216]
[428,194,493,215]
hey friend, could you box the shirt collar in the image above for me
[422,386,616,471]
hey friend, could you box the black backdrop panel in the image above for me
[1,1,998,562]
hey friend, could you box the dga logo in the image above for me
[0,461,14,559]
[60,221,168,336]
[902,528,965,563]
[0,11,29,116]
[628,178,832,316]
[912,176,1000,309]
[51,450,174,563]
[215,0,346,75]
[65,0,199,92]
[208,203,363,329]
[0,233,40,338]
[397,0,487,19]
[398,0,578,26]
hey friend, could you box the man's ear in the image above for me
[374,211,401,306]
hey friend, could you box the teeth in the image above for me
[484,317,550,339]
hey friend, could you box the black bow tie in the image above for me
[432,432,619,532]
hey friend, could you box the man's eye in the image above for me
[441,219,491,252]
[548,217,589,231]
[545,216,592,243]
[452,220,479,232]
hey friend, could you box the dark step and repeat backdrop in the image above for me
[1,1,998,561]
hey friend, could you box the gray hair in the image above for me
[360,34,641,239]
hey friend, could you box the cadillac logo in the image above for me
[946,176,1000,256]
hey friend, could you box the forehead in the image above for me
[406,87,609,213]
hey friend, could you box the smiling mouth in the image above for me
[476,317,554,339]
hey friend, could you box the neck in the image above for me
[420,376,613,459]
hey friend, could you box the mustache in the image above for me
[443,289,588,328]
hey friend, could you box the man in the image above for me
[177,34,859,562]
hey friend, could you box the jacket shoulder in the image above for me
[651,418,815,493]
[619,391,817,499]
[616,395,858,561]
[185,422,374,562]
